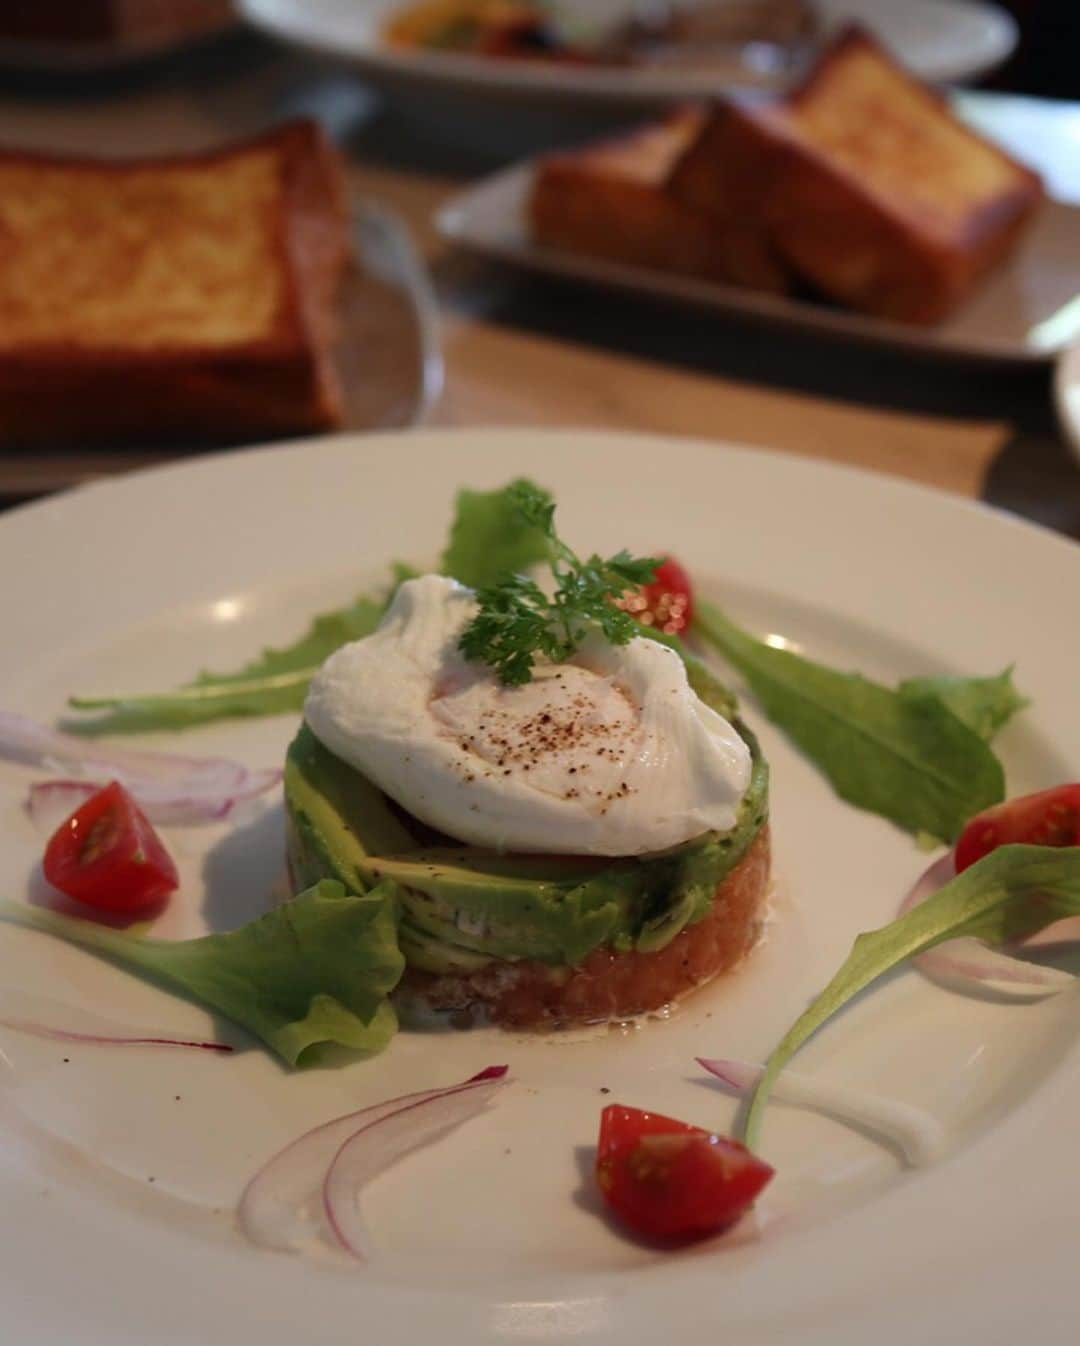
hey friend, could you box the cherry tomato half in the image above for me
[955,784,1080,873]
[596,1104,774,1241]
[43,781,179,914]
[617,555,695,636]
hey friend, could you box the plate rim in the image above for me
[237,0,1019,102]
[1,422,1068,538]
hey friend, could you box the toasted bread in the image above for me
[670,27,1044,323]
[529,109,787,293]
[0,120,350,447]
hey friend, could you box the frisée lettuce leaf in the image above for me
[743,844,1080,1149]
[0,879,404,1066]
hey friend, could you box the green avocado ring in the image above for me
[284,655,769,977]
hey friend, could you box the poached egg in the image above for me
[304,574,750,856]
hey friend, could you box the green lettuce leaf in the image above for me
[694,601,1010,842]
[67,596,384,735]
[439,478,552,588]
[744,843,1080,1148]
[898,668,1028,742]
[0,879,404,1066]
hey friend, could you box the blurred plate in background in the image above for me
[239,0,1017,107]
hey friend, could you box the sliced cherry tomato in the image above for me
[955,784,1080,873]
[616,555,695,636]
[596,1103,774,1241]
[43,780,179,914]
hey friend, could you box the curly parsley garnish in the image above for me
[457,480,659,687]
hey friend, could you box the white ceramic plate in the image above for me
[1,428,1078,1346]
[239,0,1017,104]
[436,156,1080,365]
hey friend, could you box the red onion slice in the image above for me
[899,852,1076,997]
[0,991,230,1054]
[1,711,247,783]
[239,1066,508,1255]
[698,1057,945,1166]
[26,776,274,828]
[0,1018,231,1052]
[323,1068,510,1260]
[27,781,101,833]
[1,712,281,825]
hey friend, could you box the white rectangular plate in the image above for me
[437,160,1080,365]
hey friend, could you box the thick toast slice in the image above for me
[670,27,1044,323]
[0,119,350,446]
[529,109,787,293]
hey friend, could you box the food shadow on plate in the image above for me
[690,1068,921,1169]
[571,1141,613,1224]
[1016,921,1080,977]
[199,801,288,933]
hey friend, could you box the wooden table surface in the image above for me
[1,30,1078,538]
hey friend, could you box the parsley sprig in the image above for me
[457,480,659,686]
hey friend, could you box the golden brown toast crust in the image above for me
[0,120,350,446]
[529,110,787,294]
[785,28,1043,247]
[670,27,1043,323]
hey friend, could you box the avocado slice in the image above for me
[284,658,767,973]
